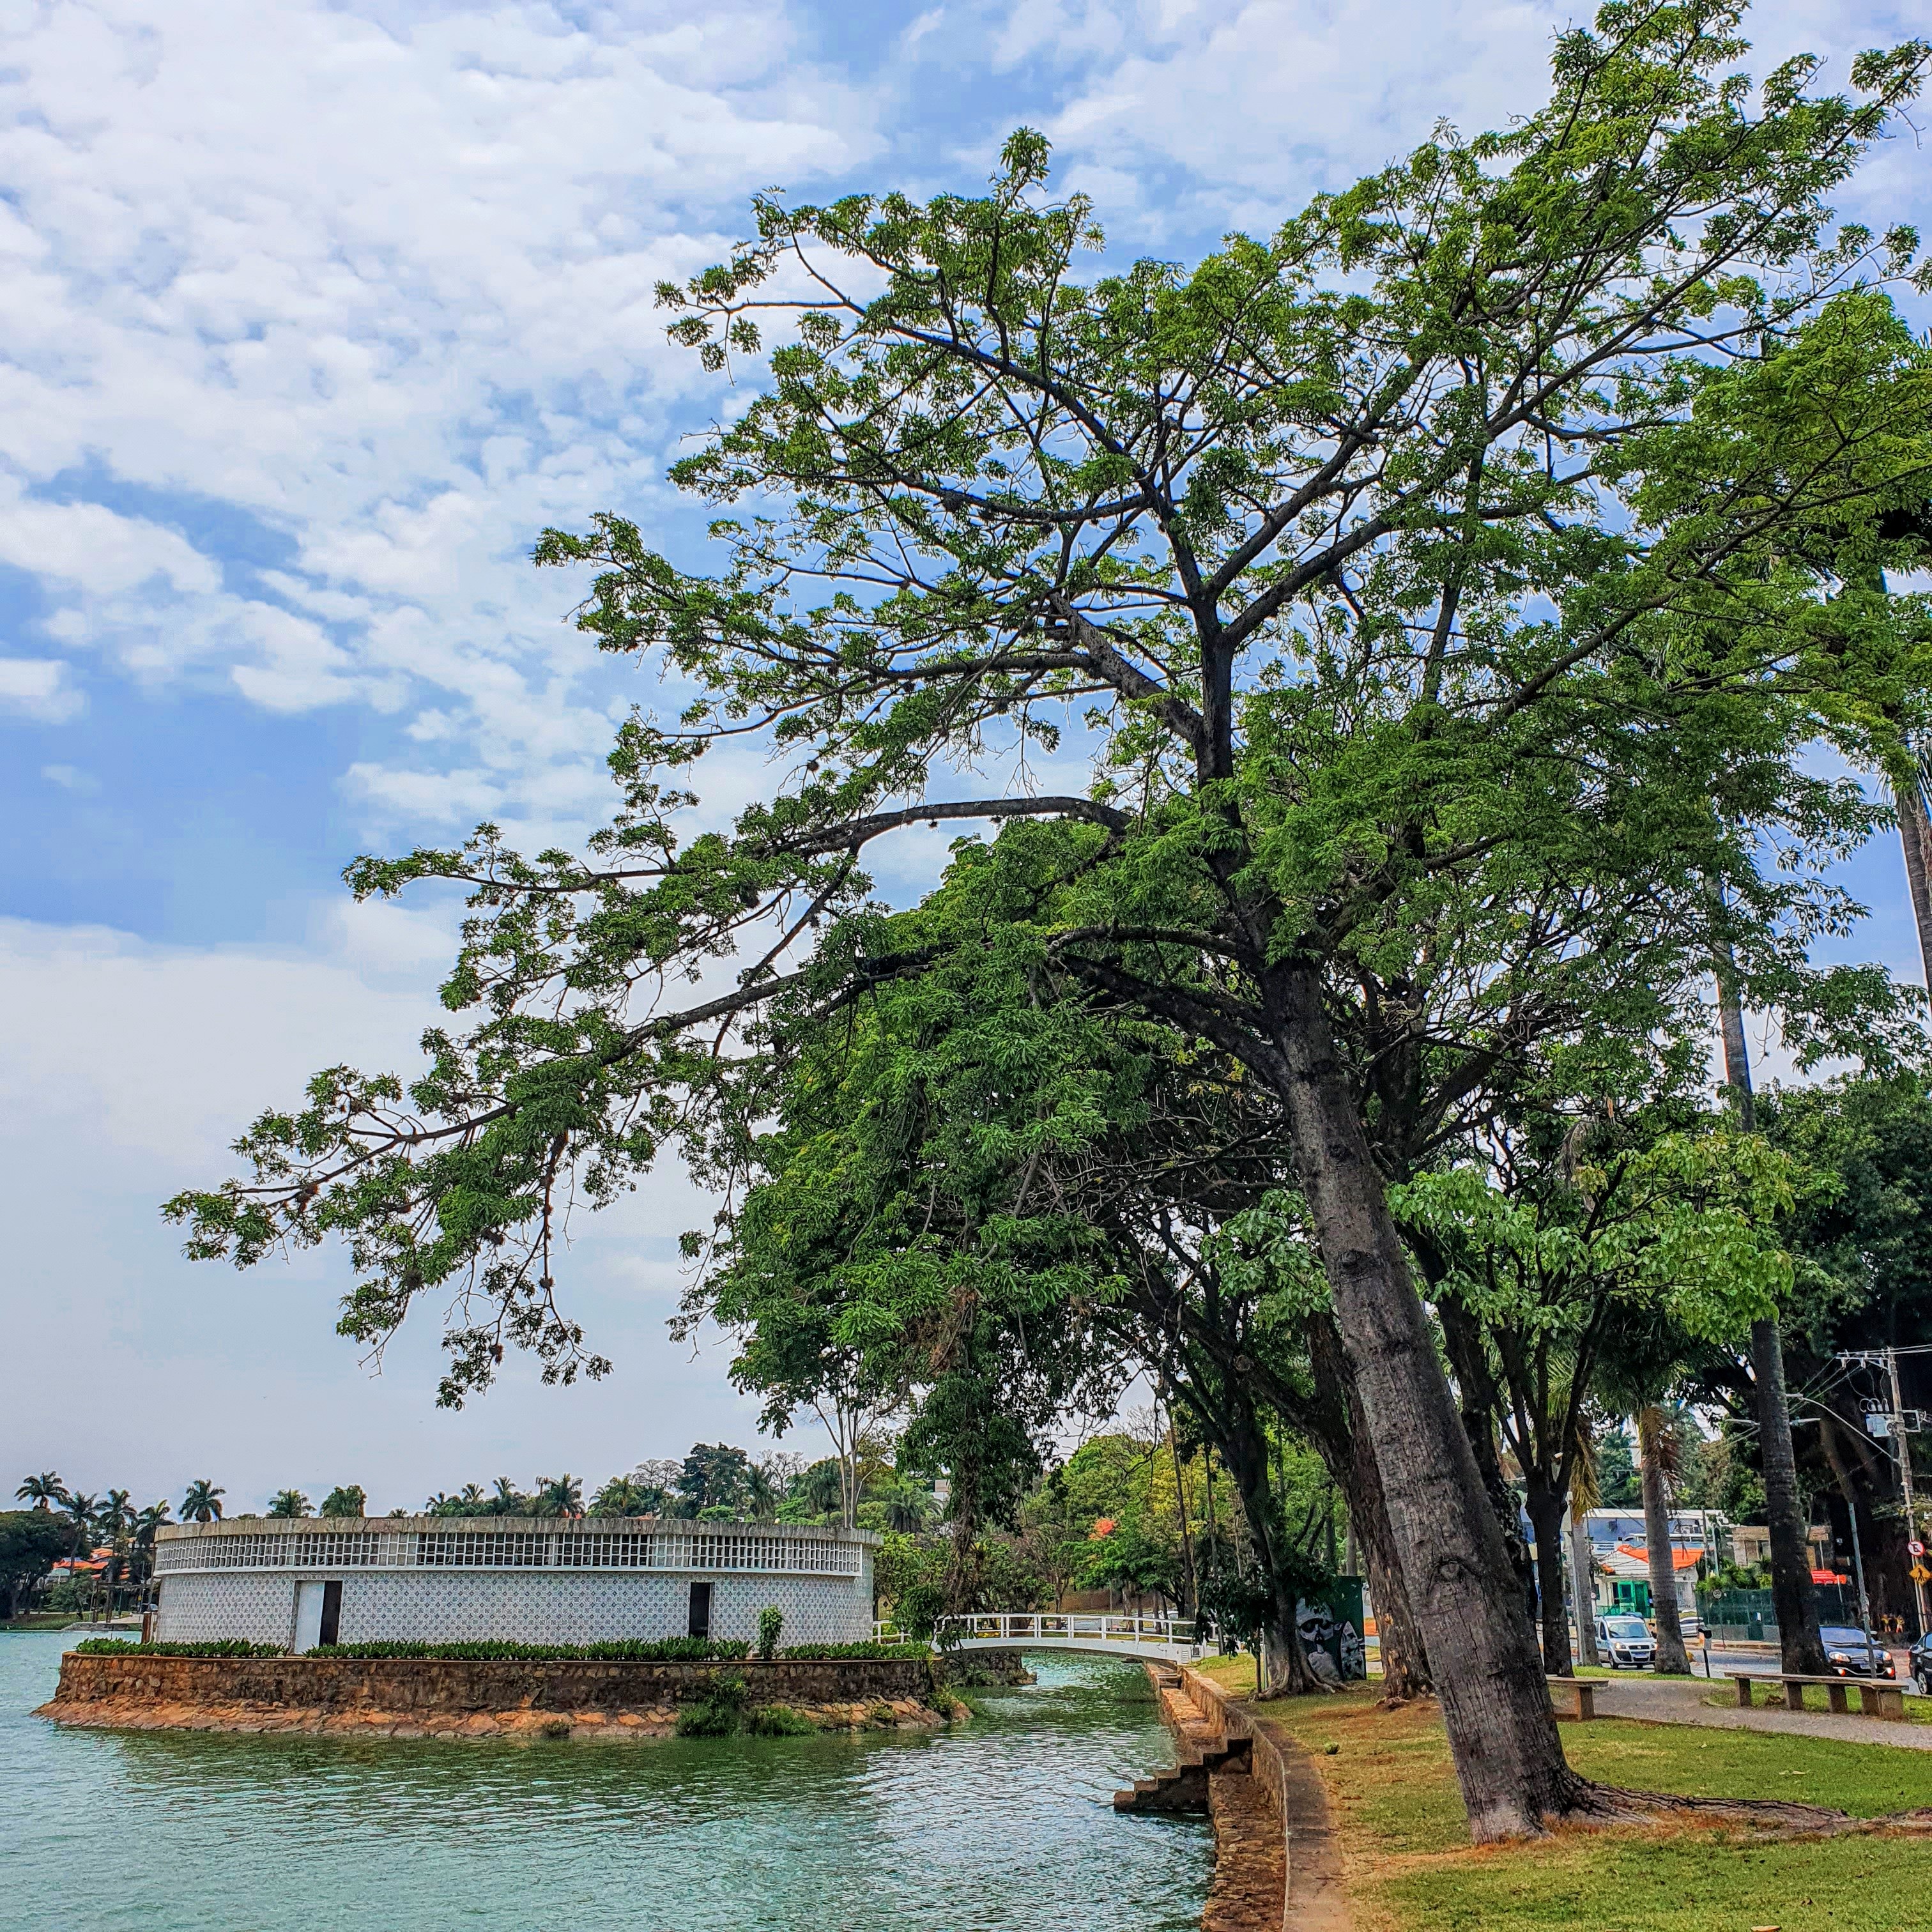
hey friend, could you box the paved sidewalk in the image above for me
[1588,1675,1932,1751]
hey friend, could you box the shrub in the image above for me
[305,1638,749,1662]
[776,1641,927,1661]
[866,1701,898,1726]
[743,1703,816,1736]
[74,1639,287,1657]
[539,1717,574,1739]
[675,1673,748,1737]
[756,1606,783,1660]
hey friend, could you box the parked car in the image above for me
[1910,1633,1931,1696]
[1596,1614,1657,1668]
[1818,1625,1897,1680]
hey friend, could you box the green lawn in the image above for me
[1251,1687,1932,1932]
[1701,1685,1932,1727]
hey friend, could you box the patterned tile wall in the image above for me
[155,1568,871,1646]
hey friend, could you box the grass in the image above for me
[1701,1685,1932,1726]
[1252,1687,1932,1932]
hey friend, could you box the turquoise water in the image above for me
[3,1635,1208,1930]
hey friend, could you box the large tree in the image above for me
[169,8,1931,1838]
[1398,1117,1805,1675]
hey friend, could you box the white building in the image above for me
[153,1517,877,1651]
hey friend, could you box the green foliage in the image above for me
[742,1703,817,1736]
[306,1638,751,1661]
[756,1606,783,1660]
[1596,1428,1642,1509]
[587,1475,666,1516]
[0,1510,73,1610]
[530,1473,583,1517]
[266,1490,310,1519]
[776,1641,928,1660]
[317,1485,365,1520]
[178,1480,224,1524]
[164,12,1932,1434]
[77,1639,285,1656]
[674,1673,748,1736]
[675,1444,752,1518]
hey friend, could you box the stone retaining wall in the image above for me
[48,1648,930,1713]
[37,1649,949,1742]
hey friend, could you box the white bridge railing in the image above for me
[877,1613,1215,1660]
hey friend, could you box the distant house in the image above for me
[1590,1541,1699,1621]
[1728,1522,1835,1572]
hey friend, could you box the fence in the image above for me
[1700,1583,1858,1641]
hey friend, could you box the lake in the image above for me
[3,1633,1208,1930]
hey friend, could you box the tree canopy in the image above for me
[165,3,1932,1841]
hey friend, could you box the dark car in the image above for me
[1819,1625,1897,1680]
[1910,1633,1932,1696]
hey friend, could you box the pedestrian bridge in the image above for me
[884,1613,1215,1664]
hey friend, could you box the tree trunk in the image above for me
[1636,1408,1691,1674]
[1708,903,1828,1678]
[1211,1386,1321,1696]
[1340,1367,1433,1699]
[1896,776,1932,985]
[1307,1313,1432,1698]
[1524,1482,1574,1677]
[1753,1318,1828,1675]
[1436,1296,1539,1618]
[1570,1511,1600,1668]
[1273,967,1581,1840]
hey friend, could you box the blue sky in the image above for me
[3,0,1927,1517]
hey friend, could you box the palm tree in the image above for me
[487,1477,525,1517]
[132,1501,171,1598]
[267,1489,310,1519]
[62,1492,99,1560]
[589,1475,652,1516]
[180,1479,225,1524]
[460,1483,486,1506]
[15,1471,67,1512]
[532,1474,583,1519]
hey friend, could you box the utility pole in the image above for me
[1885,1348,1929,1637]
[1836,1346,1932,1638]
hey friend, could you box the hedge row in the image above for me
[774,1641,928,1661]
[73,1638,286,1657]
[310,1638,754,1661]
[73,1636,927,1662]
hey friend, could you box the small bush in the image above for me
[756,1606,783,1660]
[743,1703,817,1736]
[539,1717,573,1739]
[866,1701,899,1726]
[307,1638,749,1662]
[75,1639,287,1657]
[675,1674,748,1738]
[776,1641,928,1661]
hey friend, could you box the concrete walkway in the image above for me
[1591,1675,1932,1751]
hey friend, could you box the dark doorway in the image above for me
[687,1580,712,1639]
[319,1580,342,1647]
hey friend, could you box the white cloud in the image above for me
[41,762,100,793]
[967,0,1931,250]
[0,910,752,1505]
[0,0,880,817]
[0,656,84,721]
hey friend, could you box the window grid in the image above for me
[156,1527,862,1577]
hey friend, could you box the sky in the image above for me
[3,0,1928,1519]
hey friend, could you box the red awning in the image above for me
[1811,1569,1848,1584]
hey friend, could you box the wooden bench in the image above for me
[1546,1676,1610,1721]
[1728,1671,1905,1720]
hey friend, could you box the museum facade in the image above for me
[151,1517,878,1650]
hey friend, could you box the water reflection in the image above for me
[5,1636,1206,1931]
